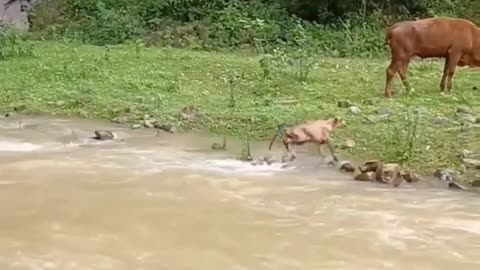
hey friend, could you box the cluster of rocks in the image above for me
[423,104,480,189]
[339,100,480,189]
[249,154,420,187]
[452,105,480,188]
[337,160,420,187]
[250,154,288,167]
[111,105,201,134]
[337,99,393,123]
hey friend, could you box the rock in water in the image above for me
[433,169,459,182]
[449,181,468,190]
[262,155,275,165]
[154,123,177,133]
[338,161,355,173]
[376,163,403,187]
[354,172,375,181]
[462,158,480,169]
[358,160,380,173]
[211,142,225,150]
[251,155,275,166]
[472,174,480,187]
[143,119,155,128]
[94,130,117,140]
[401,171,421,183]
[251,159,264,166]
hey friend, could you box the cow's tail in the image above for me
[384,29,391,46]
[384,22,400,46]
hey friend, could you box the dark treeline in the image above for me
[24,0,476,56]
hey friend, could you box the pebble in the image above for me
[456,105,473,114]
[349,106,361,115]
[131,123,142,129]
[462,158,480,169]
[337,100,353,108]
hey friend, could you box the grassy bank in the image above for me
[1,41,479,176]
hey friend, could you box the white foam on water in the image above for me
[0,181,17,185]
[130,156,295,177]
[432,218,480,235]
[163,158,295,176]
[0,141,43,152]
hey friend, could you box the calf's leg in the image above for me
[317,143,327,163]
[325,140,339,162]
[282,140,296,162]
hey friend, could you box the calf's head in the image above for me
[324,117,343,131]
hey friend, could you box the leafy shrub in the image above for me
[62,1,145,45]
[25,0,476,56]
[0,27,36,60]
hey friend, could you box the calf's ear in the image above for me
[332,117,344,128]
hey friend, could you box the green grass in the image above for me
[1,40,480,177]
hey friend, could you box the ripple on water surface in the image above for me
[0,140,43,152]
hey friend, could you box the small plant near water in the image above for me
[287,48,318,82]
[382,106,426,166]
[211,72,244,150]
[258,47,317,82]
[240,122,253,162]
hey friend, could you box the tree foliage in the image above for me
[25,0,475,56]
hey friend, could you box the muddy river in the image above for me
[0,115,479,270]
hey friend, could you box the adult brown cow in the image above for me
[384,17,480,98]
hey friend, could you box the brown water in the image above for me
[1,115,480,270]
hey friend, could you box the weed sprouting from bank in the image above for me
[382,106,427,166]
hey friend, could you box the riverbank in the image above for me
[1,41,479,179]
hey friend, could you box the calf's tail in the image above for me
[268,123,290,150]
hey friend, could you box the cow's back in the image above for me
[388,17,476,58]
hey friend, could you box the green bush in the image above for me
[26,0,476,56]
[0,28,36,60]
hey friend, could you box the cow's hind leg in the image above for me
[398,59,411,93]
[440,58,450,92]
[385,58,410,98]
[384,60,399,98]
[445,50,462,93]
